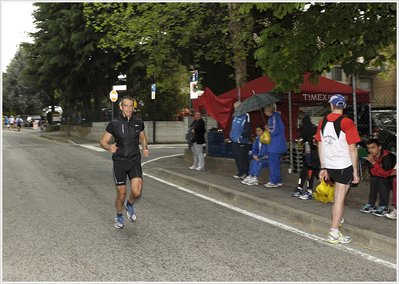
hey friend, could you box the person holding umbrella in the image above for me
[263,103,287,188]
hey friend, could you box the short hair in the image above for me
[256,124,265,131]
[263,103,276,113]
[297,110,305,116]
[194,110,202,114]
[120,96,136,107]
[366,139,381,147]
[332,105,345,110]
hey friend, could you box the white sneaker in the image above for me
[189,165,196,170]
[264,182,278,188]
[196,167,204,171]
[385,208,397,219]
[246,176,258,186]
[241,175,252,184]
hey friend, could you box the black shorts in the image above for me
[327,166,353,185]
[112,160,143,186]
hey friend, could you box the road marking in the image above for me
[79,145,106,152]
[142,154,397,270]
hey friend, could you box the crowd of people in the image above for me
[218,94,396,244]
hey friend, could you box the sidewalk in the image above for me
[38,131,397,258]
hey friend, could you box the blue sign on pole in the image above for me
[190,70,198,82]
[151,84,156,92]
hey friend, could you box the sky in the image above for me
[1,1,36,72]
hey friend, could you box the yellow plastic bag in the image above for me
[314,180,335,203]
[260,131,271,145]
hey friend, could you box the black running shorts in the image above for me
[327,166,353,185]
[112,160,143,186]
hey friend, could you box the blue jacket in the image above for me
[252,136,269,161]
[268,112,287,153]
[230,113,251,144]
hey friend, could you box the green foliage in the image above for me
[241,3,396,93]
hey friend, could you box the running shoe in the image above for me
[189,165,197,170]
[115,215,124,229]
[291,187,302,197]
[196,167,205,171]
[246,176,258,186]
[277,183,283,187]
[264,182,278,188]
[385,208,397,220]
[373,206,389,217]
[360,204,377,213]
[241,175,252,184]
[124,199,137,222]
[234,174,246,179]
[298,189,313,200]
[327,231,351,244]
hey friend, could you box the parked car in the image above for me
[24,115,42,127]
[371,109,397,154]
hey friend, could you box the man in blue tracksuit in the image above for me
[230,101,252,179]
[263,103,287,187]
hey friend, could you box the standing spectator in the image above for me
[230,101,252,179]
[292,131,320,199]
[100,96,149,229]
[189,111,206,171]
[263,103,287,188]
[241,125,270,186]
[8,116,15,131]
[297,110,315,143]
[16,115,23,132]
[316,94,360,244]
[360,139,396,217]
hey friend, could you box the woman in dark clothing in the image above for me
[189,111,206,171]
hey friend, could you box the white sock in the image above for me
[330,228,339,237]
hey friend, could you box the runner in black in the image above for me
[100,96,149,229]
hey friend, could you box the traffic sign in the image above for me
[109,90,118,102]
[190,70,198,82]
[190,81,198,99]
[151,83,156,100]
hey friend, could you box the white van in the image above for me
[43,106,63,122]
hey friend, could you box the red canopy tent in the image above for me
[193,73,370,141]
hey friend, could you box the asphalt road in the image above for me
[2,129,397,282]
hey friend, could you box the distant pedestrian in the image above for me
[316,94,360,244]
[241,125,269,186]
[230,101,252,179]
[360,139,396,217]
[16,115,23,132]
[263,103,287,188]
[100,96,149,229]
[8,116,15,131]
[189,111,206,171]
[3,116,8,129]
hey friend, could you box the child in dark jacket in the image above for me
[292,131,320,199]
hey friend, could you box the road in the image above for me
[2,129,397,282]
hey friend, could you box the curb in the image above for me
[146,167,396,258]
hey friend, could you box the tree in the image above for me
[2,47,43,115]
[240,3,397,93]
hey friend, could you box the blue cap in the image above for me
[328,94,346,107]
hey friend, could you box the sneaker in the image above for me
[241,175,252,184]
[196,167,205,171]
[264,182,278,188]
[124,199,137,222]
[277,183,283,187]
[298,189,313,200]
[246,176,258,186]
[234,174,246,179]
[189,165,197,170]
[115,215,124,229]
[340,217,344,227]
[385,208,397,220]
[373,206,390,217]
[291,187,302,197]
[360,204,377,213]
[327,231,351,244]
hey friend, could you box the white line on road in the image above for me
[79,144,106,152]
[142,154,397,270]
